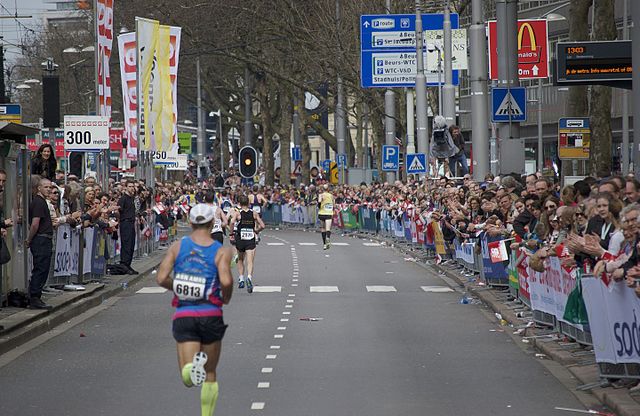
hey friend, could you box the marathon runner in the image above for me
[318,184,335,250]
[204,191,228,244]
[156,203,233,416]
[248,185,267,244]
[229,194,265,293]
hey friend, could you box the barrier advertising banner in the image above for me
[582,277,640,364]
[527,256,576,321]
[97,0,114,118]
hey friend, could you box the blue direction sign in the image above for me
[321,159,331,172]
[337,153,347,168]
[291,146,301,161]
[382,145,400,171]
[360,14,459,88]
[491,87,527,122]
[406,153,427,174]
[0,104,22,123]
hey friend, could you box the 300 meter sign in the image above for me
[63,116,110,152]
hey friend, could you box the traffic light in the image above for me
[239,146,258,178]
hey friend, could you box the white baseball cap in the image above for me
[189,203,215,224]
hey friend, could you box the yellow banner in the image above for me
[432,221,446,255]
[155,25,174,151]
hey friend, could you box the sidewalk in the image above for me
[0,245,171,356]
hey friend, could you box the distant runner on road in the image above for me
[229,194,265,293]
[318,184,335,250]
[156,203,233,416]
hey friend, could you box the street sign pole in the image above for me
[336,0,346,184]
[469,0,489,180]
[385,0,396,183]
[415,2,429,158]
[633,0,640,179]
[496,0,522,175]
[442,2,456,126]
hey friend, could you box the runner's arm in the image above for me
[219,209,228,228]
[156,240,180,290]
[254,211,266,232]
[215,247,233,304]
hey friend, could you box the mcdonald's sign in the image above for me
[488,19,549,80]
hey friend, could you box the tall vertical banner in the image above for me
[118,25,181,157]
[96,0,114,117]
[136,17,159,152]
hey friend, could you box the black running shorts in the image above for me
[173,316,228,344]
[318,214,333,221]
[211,232,224,244]
[235,239,256,252]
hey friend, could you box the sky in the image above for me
[0,0,55,62]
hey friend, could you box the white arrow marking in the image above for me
[363,21,370,28]
[532,65,539,76]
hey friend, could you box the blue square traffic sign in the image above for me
[291,146,301,161]
[406,153,427,174]
[492,87,527,123]
[337,153,347,168]
[382,145,399,171]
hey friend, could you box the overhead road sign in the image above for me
[406,153,427,174]
[0,104,22,124]
[381,145,399,171]
[555,41,631,89]
[360,13,460,88]
[492,87,527,123]
[558,118,590,160]
[488,19,549,79]
[63,115,110,152]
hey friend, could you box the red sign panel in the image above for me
[488,19,549,79]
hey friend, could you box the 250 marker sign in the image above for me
[63,115,110,151]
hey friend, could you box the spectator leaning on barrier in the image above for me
[118,179,138,275]
[26,176,54,310]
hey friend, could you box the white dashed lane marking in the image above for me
[363,242,382,247]
[136,287,167,294]
[252,286,282,293]
[421,286,455,293]
[331,242,349,246]
[266,242,285,246]
[366,285,397,292]
[310,286,339,293]
[261,368,273,373]
[251,402,265,410]
[257,382,270,389]
[298,242,317,246]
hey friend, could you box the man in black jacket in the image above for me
[118,179,138,275]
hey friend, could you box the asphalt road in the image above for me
[0,229,590,416]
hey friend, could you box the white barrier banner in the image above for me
[582,277,640,364]
[528,256,576,322]
[461,242,475,264]
[54,225,73,277]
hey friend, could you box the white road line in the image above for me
[363,242,381,247]
[286,299,294,303]
[285,305,293,308]
[298,242,317,246]
[288,294,295,297]
[292,279,299,282]
[267,242,285,246]
[136,287,167,294]
[280,318,289,322]
[421,286,455,293]
[332,242,349,246]
[282,311,291,315]
[366,285,397,292]
[310,286,339,293]
[274,334,284,338]
[385,271,395,274]
[251,402,265,410]
[270,345,280,349]
[257,382,270,389]
[291,283,298,287]
[261,368,273,373]
[266,354,277,359]
[277,326,286,330]
[252,286,282,293]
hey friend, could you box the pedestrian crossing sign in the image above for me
[406,153,427,174]
[491,87,526,122]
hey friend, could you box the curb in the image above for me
[0,259,161,356]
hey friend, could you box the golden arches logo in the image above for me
[517,22,537,51]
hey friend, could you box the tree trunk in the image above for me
[589,0,616,177]
[257,77,275,186]
[354,102,363,168]
[371,106,386,182]
[563,0,591,177]
[278,93,293,186]
[297,89,311,185]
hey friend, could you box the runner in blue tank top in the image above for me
[157,203,233,416]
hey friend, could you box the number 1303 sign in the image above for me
[63,115,110,152]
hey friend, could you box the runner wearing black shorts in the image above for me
[229,194,265,293]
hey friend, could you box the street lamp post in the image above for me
[414,1,429,157]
